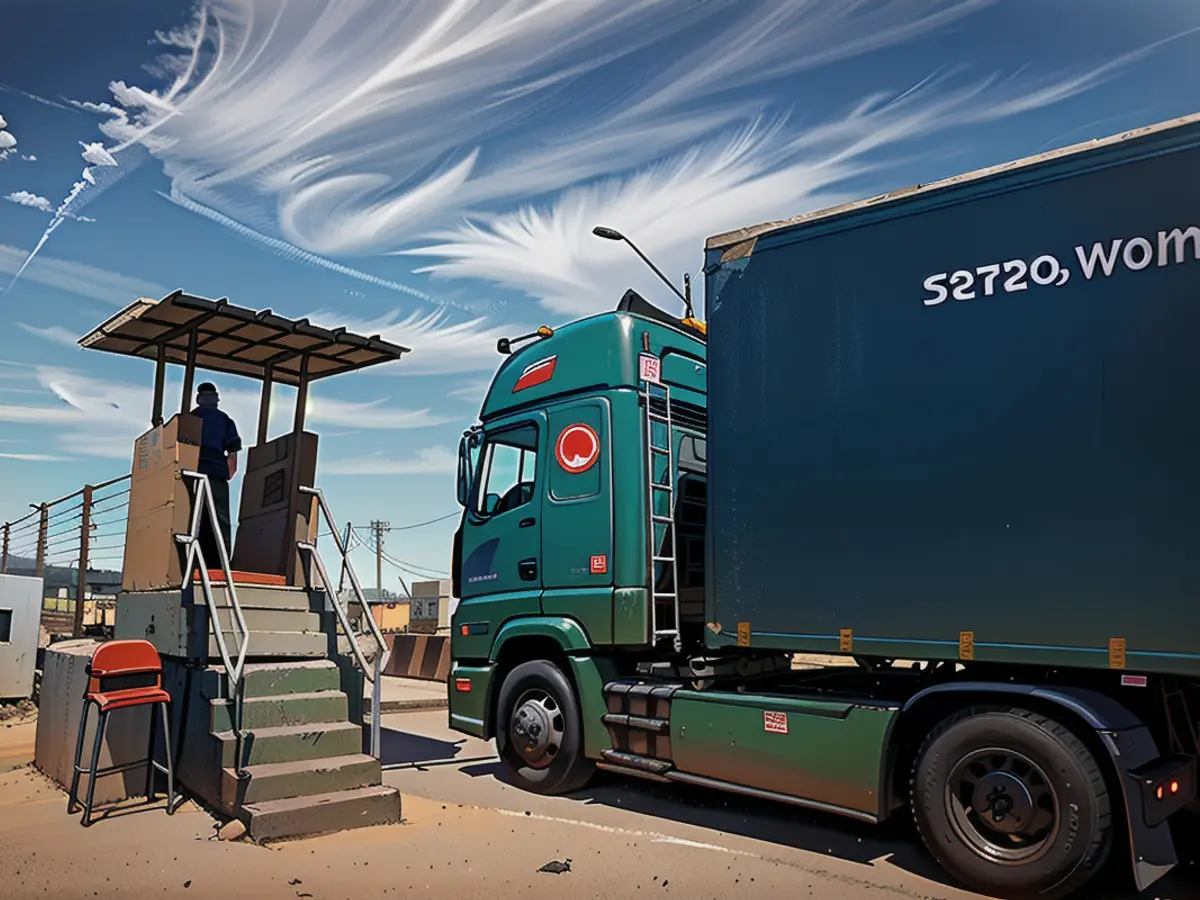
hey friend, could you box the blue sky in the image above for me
[1,0,1198,591]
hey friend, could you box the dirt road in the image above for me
[0,709,1196,900]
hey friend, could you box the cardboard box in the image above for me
[231,431,319,585]
[121,415,201,593]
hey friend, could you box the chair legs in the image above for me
[69,700,176,826]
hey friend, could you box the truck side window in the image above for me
[474,424,538,517]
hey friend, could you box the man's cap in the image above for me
[197,382,218,395]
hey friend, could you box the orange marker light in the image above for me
[1157,786,1164,800]
[1170,781,1179,794]
[461,624,469,636]
[455,678,471,693]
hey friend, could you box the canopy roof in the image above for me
[78,291,408,387]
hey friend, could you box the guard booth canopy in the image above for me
[79,290,409,590]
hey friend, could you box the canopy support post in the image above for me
[180,327,198,416]
[151,341,166,427]
[257,364,273,446]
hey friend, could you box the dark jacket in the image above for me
[190,406,242,480]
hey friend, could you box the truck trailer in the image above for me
[446,112,1200,899]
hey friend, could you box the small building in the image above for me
[409,579,453,633]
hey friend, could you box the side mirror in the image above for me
[484,493,500,515]
[456,436,470,507]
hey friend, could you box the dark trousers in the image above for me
[195,476,233,567]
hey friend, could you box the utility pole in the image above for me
[370,520,389,602]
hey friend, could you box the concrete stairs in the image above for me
[205,658,401,841]
[180,580,400,842]
[204,583,329,658]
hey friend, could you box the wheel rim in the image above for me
[944,746,1060,864]
[509,688,566,770]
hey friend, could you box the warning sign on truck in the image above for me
[763,710,788,734]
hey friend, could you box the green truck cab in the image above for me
[448,114,1200,900]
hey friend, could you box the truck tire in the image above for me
[495,660,595,795]
[910,706,1112,899]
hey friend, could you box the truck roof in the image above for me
[705,111,1200,256]
[479,291,706,422]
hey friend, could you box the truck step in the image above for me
[600,749,673,775]
[603,712,669,733]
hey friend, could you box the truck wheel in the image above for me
[495,660,595,795]
[910,706,1112,899]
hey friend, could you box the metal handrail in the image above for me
[298,486,390,681]
[177,471,250,685]
[176,471,251,776]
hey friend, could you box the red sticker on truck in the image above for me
[638,353,661,384]
[512,355,557,393]
[555,423,599,474]
[589,555,607,575]
[763,711,788,734]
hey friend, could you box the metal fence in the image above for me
[1,474,131,637]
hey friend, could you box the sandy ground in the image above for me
[0,707,1196,900]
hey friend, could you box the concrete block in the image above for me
[34,640,155,805]
[216,720,361,768]
[209,690,348,732]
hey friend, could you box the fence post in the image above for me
[34,503,48,578]
[1,522,8,573]
[73,484,94,638]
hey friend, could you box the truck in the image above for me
[446,112,1200,899]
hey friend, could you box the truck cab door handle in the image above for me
[519,517,536,528]
[518,558,538,581]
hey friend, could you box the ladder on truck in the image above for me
[642,375,683,654]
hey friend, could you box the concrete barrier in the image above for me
[385,633,450,682]
[34,640,153,805]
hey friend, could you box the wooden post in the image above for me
[34,503,48,578]
[257,364,273,446]
[152,341,167,427]
[72,484,93,638]
[1,522,8,573]
[180,327,198,416]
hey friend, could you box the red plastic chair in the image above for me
[67,639,176,827]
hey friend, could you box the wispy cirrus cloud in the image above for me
[321,447,457,477]
[0,244,167,305]
[62,0,1197,333]
[15,323,81,348]
[0,365,452,461]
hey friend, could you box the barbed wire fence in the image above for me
[1,474,131,637]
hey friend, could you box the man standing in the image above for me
[190,382,242,566]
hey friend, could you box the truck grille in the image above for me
[648,396,707,434]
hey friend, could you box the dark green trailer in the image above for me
[447,112,1200,900]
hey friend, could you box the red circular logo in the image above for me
[555,424,599,474]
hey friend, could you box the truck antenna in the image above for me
[592,225,694,320]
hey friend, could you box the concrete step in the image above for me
[210,690,348,732]
[210,607,323,633]
[221,753,381,808]
[208,584,322,611]
[241,784,402,842]
[208,629,328,659]
[216,720,361,768]
[204,659,342,698]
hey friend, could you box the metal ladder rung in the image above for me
[650,482,672,492]
[649,445,671,455]
[648,413,671,425]
[651,555,675,563]
[653,593,677,601]
[651,514,674,525]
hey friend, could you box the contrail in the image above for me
[1,6,210,299]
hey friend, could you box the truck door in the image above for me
[458,415,546,625]
[540,398,614,643]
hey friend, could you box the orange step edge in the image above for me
[192,569,288,587]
